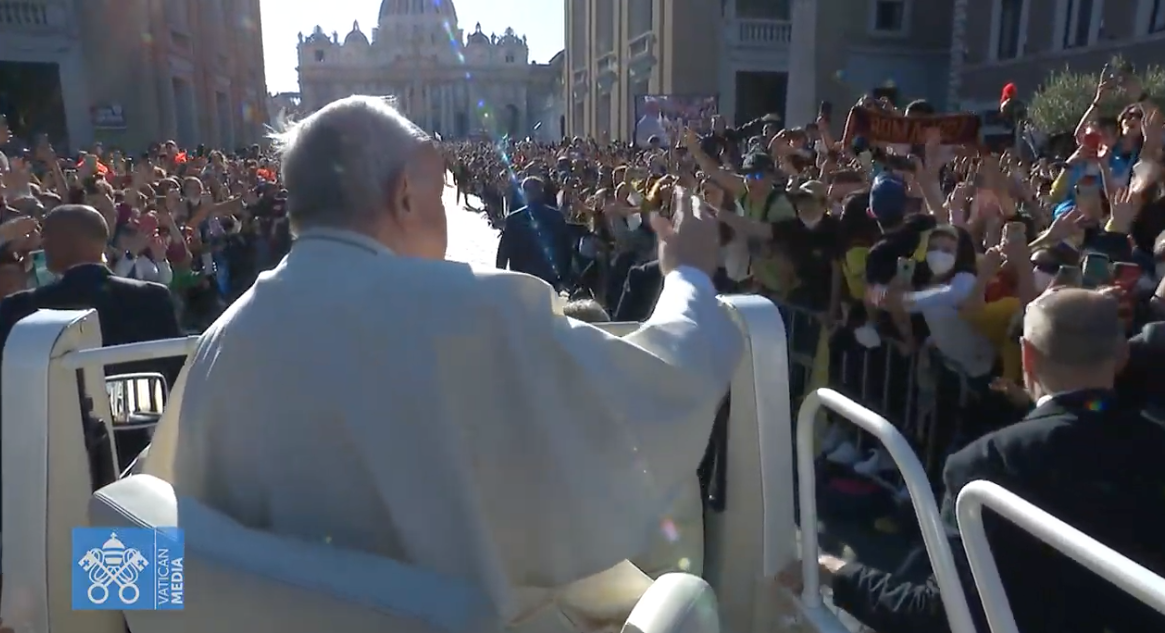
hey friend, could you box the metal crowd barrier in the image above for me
[956,481,1165,633]
[775,301,977,475]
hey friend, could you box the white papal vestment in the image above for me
[145,228,742,633]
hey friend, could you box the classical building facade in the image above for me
[954,0,1165,109]
[564,0,956,139]
[529,50,566,142]
[296,0,558,139]
[0,0,269,153]
[564,0,722,141]
[268,91,306,127]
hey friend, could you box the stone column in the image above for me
[441,84,451,133]
[446,84,455,133]
[55,42,94,151]
[784,0,817,127]
[947,0,969,109]
[423,82,433,130]
[719,0,737,126]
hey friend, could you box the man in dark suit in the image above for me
[0,205,183,470]
[495,177,572,291]
[813,289,1165,633]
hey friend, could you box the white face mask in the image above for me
[1032,269,1055,292]
[926,251,956,276]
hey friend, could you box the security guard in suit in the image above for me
[0,205,182,477]
[822,288,1165,633]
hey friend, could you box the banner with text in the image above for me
[843,105,982,147]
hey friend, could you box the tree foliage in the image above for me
[1028,56,1165,135]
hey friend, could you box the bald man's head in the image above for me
[1022,288,1125,396]
[43,205,109,242]
[41,204,110,272]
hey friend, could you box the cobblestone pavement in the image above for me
[443,180,499,269]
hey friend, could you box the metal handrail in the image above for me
[956,480,1165,633]
[796,388,977,633]
[61,336,200,370]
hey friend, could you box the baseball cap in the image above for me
[869,173,907,224]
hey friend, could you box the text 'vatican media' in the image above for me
[155,547,184,607]
[72,527,186,610]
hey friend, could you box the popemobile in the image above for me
[1,297,1161,633]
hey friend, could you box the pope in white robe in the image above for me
[144,96,742,633]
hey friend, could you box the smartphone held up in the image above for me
[1081,252,1112,288]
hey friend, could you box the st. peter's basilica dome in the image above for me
[378,0,458,21]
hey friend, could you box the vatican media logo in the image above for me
[71,527,185,610]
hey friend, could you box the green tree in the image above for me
[1028,57,1165,135]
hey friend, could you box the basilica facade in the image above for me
[296,0,560,140]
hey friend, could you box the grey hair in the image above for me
[269,95,429,233]
[1023,288,1123,368]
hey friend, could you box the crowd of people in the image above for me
[1,60,1165,631]
[449,66,1165,632]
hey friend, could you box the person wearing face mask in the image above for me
[876,226,996,381]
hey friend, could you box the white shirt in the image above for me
[113,254,173,285]
[903,273,995,378]
[146,228,741,632]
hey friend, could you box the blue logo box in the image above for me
[72,527,185,610]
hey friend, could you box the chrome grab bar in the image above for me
[796,388,977,633]
[61,336,200,370]
[956,480,1165,633]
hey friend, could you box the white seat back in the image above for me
[621,573,719,633]
[1,309,195,633]
[1,309,123,633]
[90,475,498,633]
[598,295,799,633]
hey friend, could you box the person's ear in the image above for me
[1020,336,1038,380]
[388,169,411,218]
